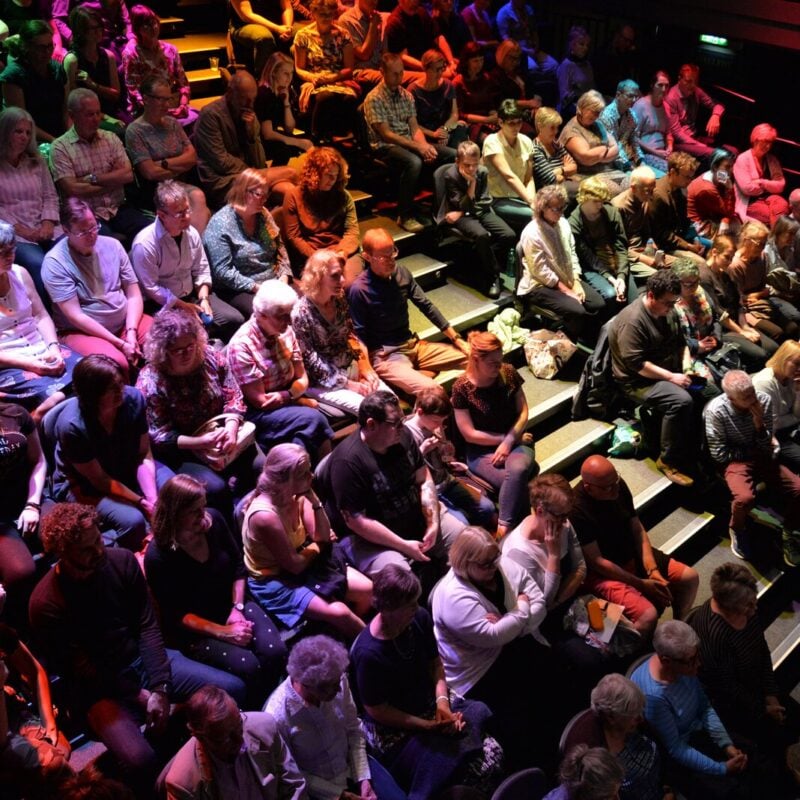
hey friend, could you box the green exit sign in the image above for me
[700,34,729,46]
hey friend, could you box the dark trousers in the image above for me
[451,211,515,288]
[520,280,606,342]
[98,204,152,245]
[381,144,448,220]
[722,330,778,372]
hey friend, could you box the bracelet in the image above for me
[47,341,60,349]
[24,501,41,511]
[435,694,449,704]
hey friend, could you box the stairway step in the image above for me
[648,506,715,555]
[520,366,578,428]
[358,215,416,244]
[189,95,220,111]
[537,419,614,475]
[613,457,673,514]
[164,32,226,57]
[186,68,224,93]
[350,188,372,205]
[158,15,184,37]
[398,252,448,282]
[766,602,800,673]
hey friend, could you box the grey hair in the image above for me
[155,180,189,211]
[534,184,568,217]
[653,620,699,661]
[287,635,349,688]
[0,220,15,248]
[721,369,753,399]
[710,562,757,614]
[67,87,99,115]
[252,279,298,317]
[671,258,699,281]
[577,90,605,114]
[0,106,38,161]
[559,745,624,800]
[630,165,656,186]
[590,673,645,720]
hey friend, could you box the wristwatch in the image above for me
[87,173,98,185]
[160,158,169,170]
[233,602,245,612]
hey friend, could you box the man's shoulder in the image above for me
[198,97,229,124]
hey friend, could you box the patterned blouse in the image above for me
[227,317,302,395]
[121,40,191,116]
[291,294,361,390]
[675,286,717,380]
[451,363,524,435]
[136,349,246,448]
[294,25,356,98]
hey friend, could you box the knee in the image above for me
[731,489,756,509]
[636,604,659,633]
[505,450,535,478]
[105,508,147,550]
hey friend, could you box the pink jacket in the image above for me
[732,148,786,222]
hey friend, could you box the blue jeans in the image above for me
[439,478,497,529]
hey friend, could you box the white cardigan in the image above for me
[431,560,546,695]
[517,215,582,297]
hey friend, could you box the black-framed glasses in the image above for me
[71,224,101,239]
[145,93,171,102]
[247,187,268,199]
[162,206,191,219]
[369,248,399,263]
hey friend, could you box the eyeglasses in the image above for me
[540,505,569,522]
[369,248,399,263]
[168,340,197,358]
[475,556,499,570]
[545,204,565,213]
[70,224,101,239]
[381,415,404,430]
[29,42,55,51]
[145,93,172,102]
[247,187,268,199]
[162,206,191,219]
[680,280,699,288]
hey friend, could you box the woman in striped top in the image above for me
[532,106,578,198]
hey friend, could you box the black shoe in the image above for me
[487,276,501,299]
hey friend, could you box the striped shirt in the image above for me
[703,391,773,465]
[0,157,60,243]
[363,82,415,148]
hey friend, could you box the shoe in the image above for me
[782,529,800,567]
[730,529,751,560]
[656,457,694,487]
[487,276,501,299]
[398,216,426,233]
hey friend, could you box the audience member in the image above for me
[50,88,150,242]
[531,106,578,194]
[732,123,789,227]
[241,442,370,638]
[204,168,292,318]
[788,188,800,269]
[543,745,624,800]
[339,0,391,91]
[481,98,535,233]
[594,22,643,94]
[460,0,497,53]
[292,249,385,414]
[86,0,133,63]
[131,181,240,338]
[631,620,750,800]
[452,41,497,145]
[571,454,699,638]
[56,766,134,800]
[518,184,605,342]
[227,279,334,460]
[0,107,60,297]
[490,39,544,117]
[385,0,457,75]
[431,0,471,71]
[0,0,40,35]
[687,148,739,240]
[282,146,360,275]
[704,370,800,564]
[452,331,537,538]
[556,25,594,118]
[144,475,286,705]
[633,70,672,174]
[664,64,725,163]
[351,564,501,797]
[598,79,644,173]
[0,19,67,144]
[347,227,469,395]
[160,685,307,799]
[436,139,515,298]
[764,215,799,281]
[30,504,246,795]
[229,0,293,78]
[194,70,296,208]
[265,634,406,800]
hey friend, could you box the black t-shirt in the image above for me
[571,479,638,566]
[0,402,34,515]
[351,607,438,719]
[386,7,436,59]
[0,620,20,658]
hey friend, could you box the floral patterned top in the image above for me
[675,286,718,380]
[294,24,356,98]
[291,294,361,390]
[136,349,245,448]
[121,39,191,116]
[451,363,524,435]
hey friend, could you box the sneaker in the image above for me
[656,457,694,487]
[397,216,426,233]
[782,529,800,568]
[487,276,501,299]
[730,529,751,560]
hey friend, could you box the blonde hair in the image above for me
[298,248,345,297]
[576,90,605,114]
[577,175,611,204]
[766,339,800,382]
[449,526,499,581]
[534,106,562,132]
[226,167,269,212]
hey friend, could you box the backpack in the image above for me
[571,318,620,421]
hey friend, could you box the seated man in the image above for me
[160,685,306,800]
[609,270,714,487]
[703,369,800,564]
[385,0,456,76]
[598,79,645,174]
[50,88,150,242]
[194,70,296,208]
[29,504,247,795]
[229,0,293,78]
[130,181,243,341]
[664,64,725,164]
[347,227,469,396]
[647,151,706,266]
[437,140,515,299]
[363,52,451,233]
[571,454,699,639]
[316,389,464,578]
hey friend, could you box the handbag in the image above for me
[524,330,577,379]
[192,414,256,471]
[286,541,349,601]
[704,341,742,382]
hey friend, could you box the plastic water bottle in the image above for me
[644,237,656,258]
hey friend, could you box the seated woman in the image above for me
[633,71,673,175]
[266,634,406,800]
[630,621,751,800]
[729,221,800,344]
[532,105,578,194]
[764,215,800,282]
[489,40,542,127]
[63,4,124,131]
[544,745,624,800]
[41,199,151,379]
[687,148,739,240]
[481,98,535,233]
[204,168,292,318]
[124,75,209,234]
[0,223,78,422]
[227,280,333,462]
[281,146,361,276]
[242,443,370,638]
[50,355,160,550]
[137,308,256,512]
[559,90,626,195]
[87,0,133,64]
[0,20,66,144]
[410,49,468,160]
[569,175,635,312]
[453,42,498,145]
[452,331,538,539]
[257,52,314,166]
[460,0,499,55]
[556,25,594,118]
[144,474,287,707]
[752,341,800,473]
[293,0,358,142]
[0,107,60,299]
[432,526,552,770]
[561,674,664,800]
[733,123,789,227]
[121,5,196,126]
[351,564,503,797]
[518,184,606,343]
[292,249,385,415]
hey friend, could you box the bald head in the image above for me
[790,189,800,219]
[582,455,614,483]
[581,455,620,499]
[226,71,258,115]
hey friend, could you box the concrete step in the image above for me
[398,252,448,282]
[358,215,416,245]
[189,94,219,111]
[520,366,578,428]
[186,67,224,93]
[164,32,226,57]
[350,188,373,208]
[766,601,800,677]
[537,419,614,475]
[648,506,716,555]
[613,457,673,515]
[158,15,184,37]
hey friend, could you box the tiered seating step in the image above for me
[648,506,715,555]
[398,252,448,282]
[358,215,416,244]
[520,367,578,428]
[164,32,226,56]
[189,95,219,111]
[537,419,614,475]
[766,603,800,677]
